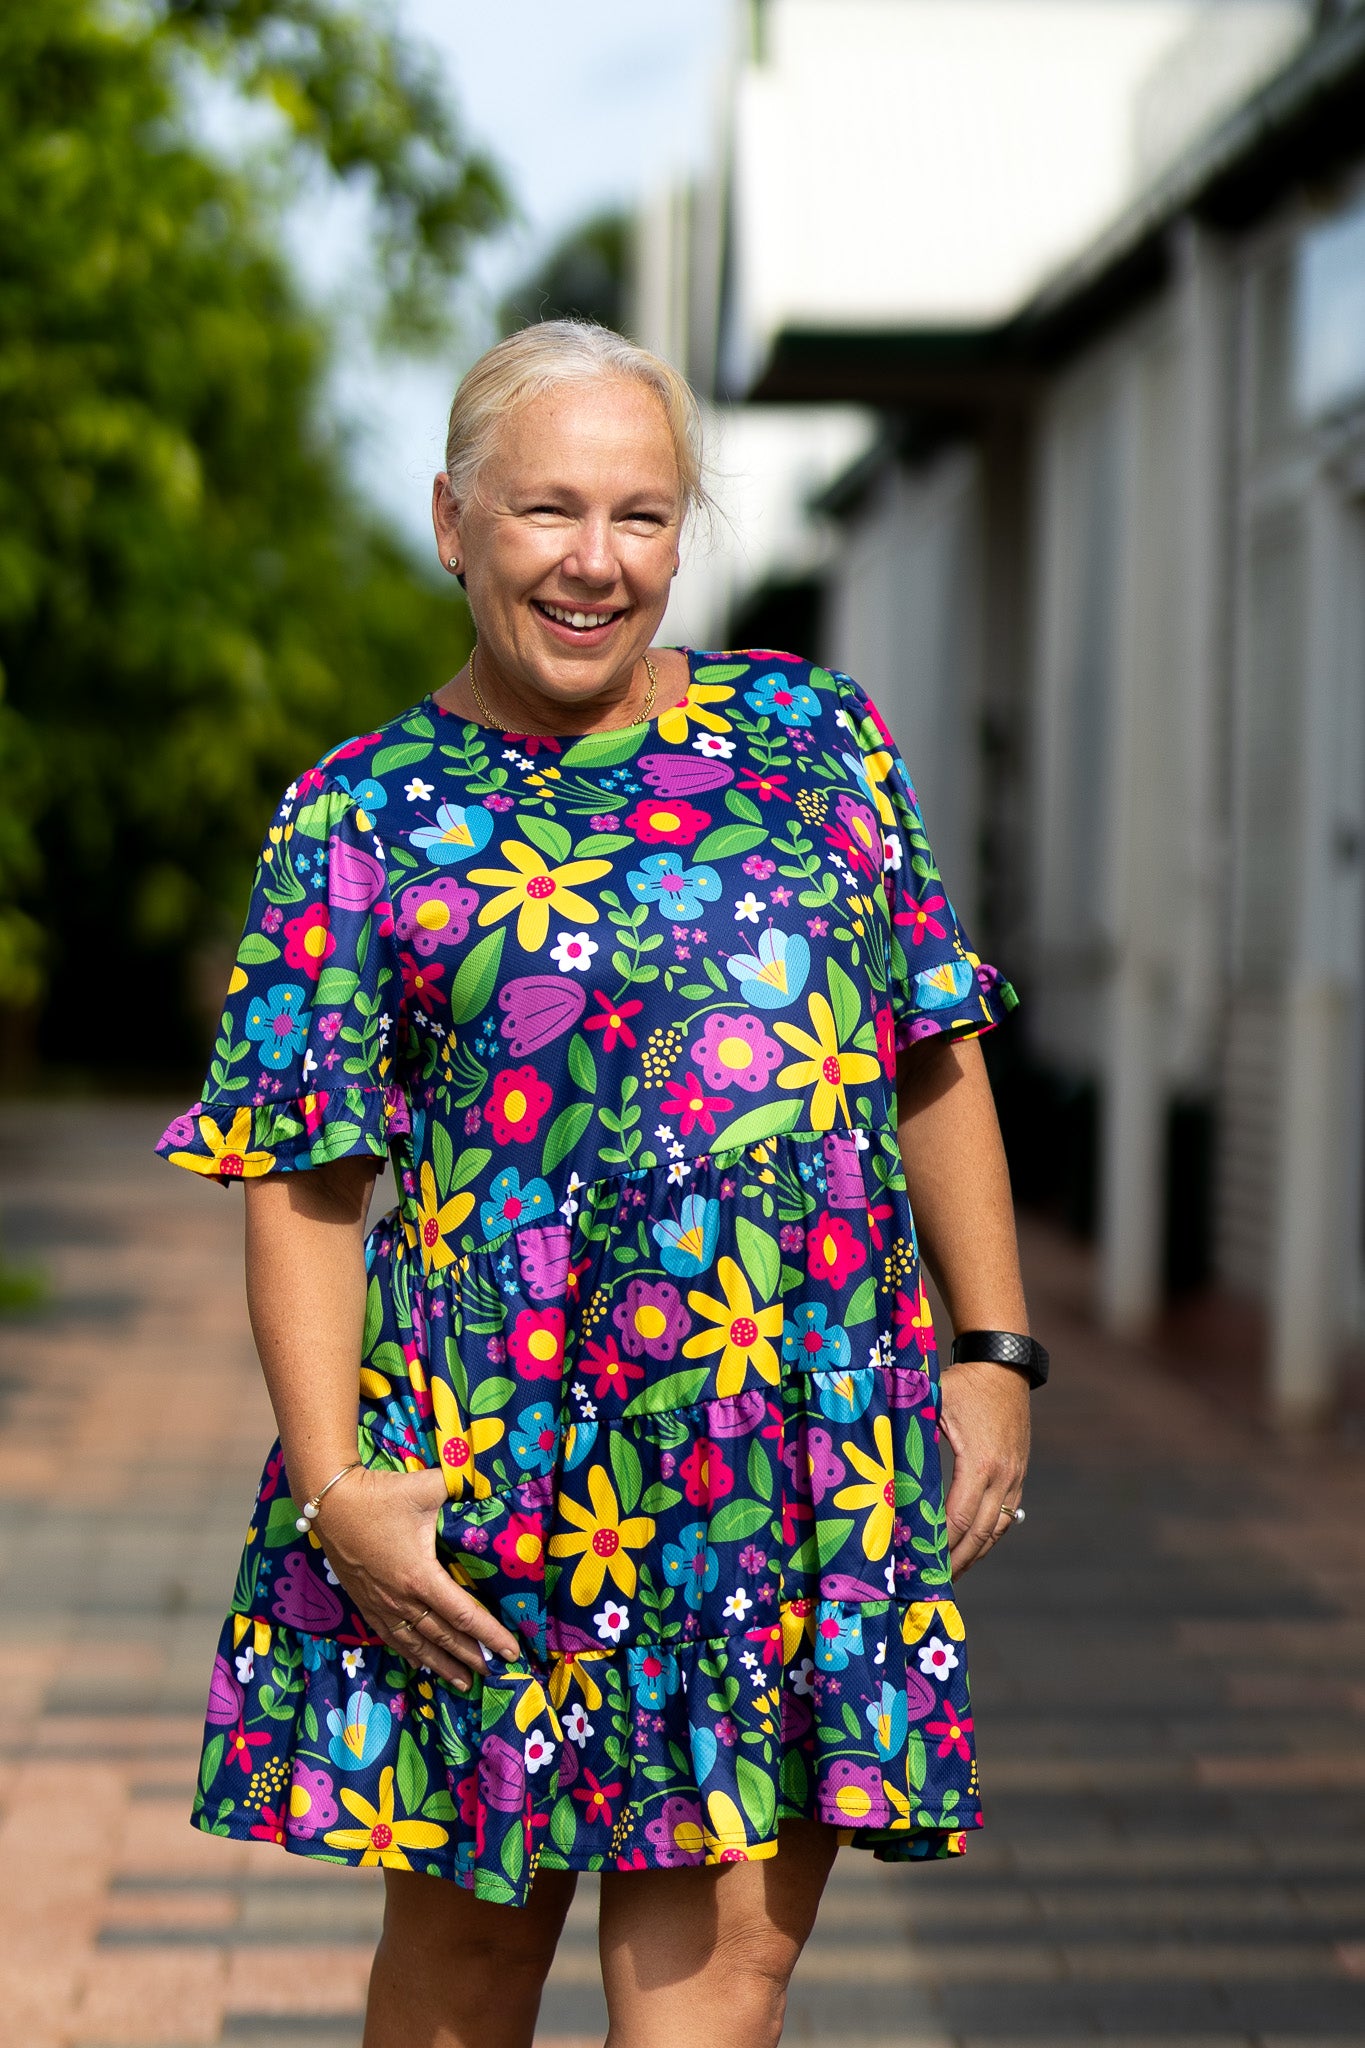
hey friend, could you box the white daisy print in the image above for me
[549,931,598,973]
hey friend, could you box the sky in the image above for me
[315,0,736,558]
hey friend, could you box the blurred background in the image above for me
[6,0,1365,1424]
[3,6,1365,2044]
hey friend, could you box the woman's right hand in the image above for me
[310,1464,522,1691]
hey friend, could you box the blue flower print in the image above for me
[501,1591,547,1659]
[300,1633,338,1673]
[726,926,810,1009]
[867,1679,909,1760]
[814,1603,863,1672]
[410,802,494,865]
[913,959,976,1011]
[510,1401,558,1475]
[326,1689,393,1769]
[333,774,388,815]
[480,1167,555,1240]
[563,1416,598,1470]
[627,1644,681,1710]
[661,1522,720,1610]
[781,1302,852,1375]
[626,850,723,923]
[244,982,309,1070]
[812,1365,876,1424]
[744,673,822,726]
[653,1194,720,1278]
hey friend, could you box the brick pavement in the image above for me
[0,1100,1363,2046]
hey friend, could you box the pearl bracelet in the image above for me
[294,1460,362,1533]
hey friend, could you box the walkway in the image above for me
[0,1102,1362,2046]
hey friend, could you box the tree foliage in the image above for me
[0,0,508,1071]
[499,211,633,339]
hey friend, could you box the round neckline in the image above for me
[425,645,697,742]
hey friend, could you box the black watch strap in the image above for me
[949,1329,1049,1389]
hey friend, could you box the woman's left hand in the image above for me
[937,1359,1031,1576]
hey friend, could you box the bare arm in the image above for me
[896,1034,1031,1575]
[244,1160,519,1686]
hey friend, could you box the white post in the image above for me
[1271,982,1350,1422]
[1100,959,1165,1332]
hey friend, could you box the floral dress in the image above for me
[158,649,1015,1902]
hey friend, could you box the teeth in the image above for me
[542,603,615,629]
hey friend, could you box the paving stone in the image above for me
[6,1105,1365,2047]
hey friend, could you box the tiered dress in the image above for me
[158,649,1015,1901]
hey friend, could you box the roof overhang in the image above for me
[746,4,1365,408]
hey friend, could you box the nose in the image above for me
[560,514,618,590]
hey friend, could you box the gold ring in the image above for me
[398,1607,432,1634]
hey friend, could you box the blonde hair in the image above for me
[442,320,710,523]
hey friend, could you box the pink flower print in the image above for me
[741,854,776,880]
[779,1224,805,1254]
[395,879,479,957]
[679,1438,734,1507]
[485,794,514,812]
[895,893,949,946]
[807,916,828,937]
[770,884,792,906]
[821,1759,890,1829]
[612,1279,691,1359]
[261,905,284,935]
[690,1012,783,1095]
[317,1012,343,1041]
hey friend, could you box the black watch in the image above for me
[949,1329,1049,1389]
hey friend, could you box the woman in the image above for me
[159,321,1036,2048]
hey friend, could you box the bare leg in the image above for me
[597,1820,839,2048]
[363,1865,577,2048]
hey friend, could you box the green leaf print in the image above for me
[314,965,360,1005]
[841,1701,862,1742]
[608,1431,644,1515]
[843,1275,877,1328]
[397,1729,428,1813]
[622,1367,710,1416]
[236,932,280,965]
[448,927,506,1025]
[550,1795,578,1857]
[432,1123,454,1199]
[422,1789,458,1823]
[711,1099,801,1153]
[572,833,634,858]
[693,822,767,863]
[518,814,573,864]
[500,1826,524,1886]
[702,956,727,992]
[826,959,861,1043]
[451,1146,492,1190]
[371,740,434,776]
[542,1100,593,1175]
[294,788,351,839]
[735,1756,777,1838]
[559,726,649,769]
[725,789,763,825]
[363,1276,383,1352]
[308,1120,363,1164]
[734,1215,780,1299]
[708,1498,771,1544]
[908,1729,927,1791]
[263,1496,302,1547]
[692,662,749,683]
[816,1518,855,1566]
[470,1375,516,1417]
[567,1032,597,1092]
[200,1733,224,1797]
[638,1481,683,1513]
[747,1438,774,1502]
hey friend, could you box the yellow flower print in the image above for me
[655,682,734,743]
[833,1413,897,1560]
[430,1377,503,1500]
[324,1765,448,1870]
[548,1650,606,1713]
[167,1107,277,1179]
[774,993,881,1130]
[468,840,612,952]
[549,1464,656,1608]
[407,1160,473,1274]
[857,746,897,827]
[701,1789,778,1862]
[883,1779,912,1830]
[683,1256,783,1397]
[902,1599,965,1645]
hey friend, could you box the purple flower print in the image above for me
[395,879,479,957]
[518,1223,571,1303]
[643,1795,706,1866]
[261,905,284,935]
[806,1427,846,1504]
[689,1013,783,1095]
[317,1011,343,1042]
[286,1763,338,1839]
[820,1759,890,1829]
[205,1654,244,1727]
[271,1551,344,1632]
[613,1280,691,1359]
[479,1733,525,1813]
[741,854,776,880]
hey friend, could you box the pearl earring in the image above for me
[448,556,460,571]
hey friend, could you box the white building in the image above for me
[643,0,1365,1419]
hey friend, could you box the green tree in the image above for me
[0,0,508,1075]
[499,210,633,338]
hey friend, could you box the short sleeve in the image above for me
[838,674,1017,1051]
[157,772,411,1181]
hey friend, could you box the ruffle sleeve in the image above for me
[157,771,411,1181]
[837,675,1017,1051]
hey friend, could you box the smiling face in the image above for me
[433,376,684,724]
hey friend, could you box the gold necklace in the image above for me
[467,643,658,735]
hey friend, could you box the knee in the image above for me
[378,1873,566,1996]
[702,1922,801,2043]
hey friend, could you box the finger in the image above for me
[384,1619,475,1691]
[430,1584,522,1664]
[945,1470,1008,1576]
